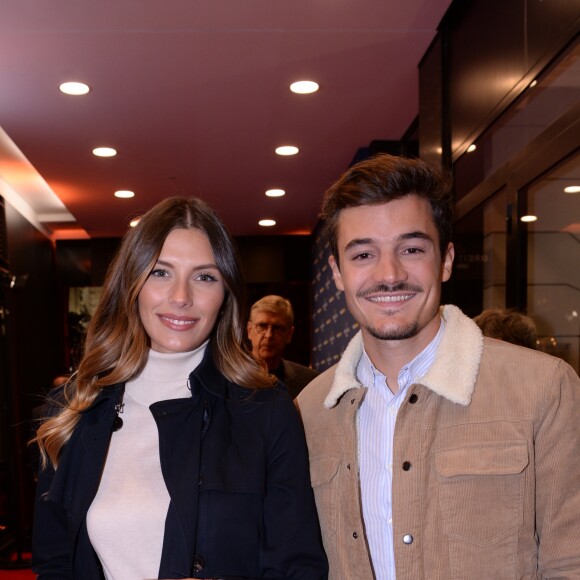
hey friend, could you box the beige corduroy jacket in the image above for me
[297,305,580,579]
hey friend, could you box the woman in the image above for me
[32,197,328,579]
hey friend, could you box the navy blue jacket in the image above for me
[32,348,328,579]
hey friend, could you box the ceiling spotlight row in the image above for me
[60,78,320,228]
[261,81,319,227]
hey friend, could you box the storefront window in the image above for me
[455,42,580,200]
[525,151,580,371]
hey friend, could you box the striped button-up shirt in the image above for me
[357,321,444,579]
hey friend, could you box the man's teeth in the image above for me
[369,294,413,302]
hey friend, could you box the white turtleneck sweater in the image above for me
[86,343,206,580]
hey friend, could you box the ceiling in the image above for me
[0,0,453,240]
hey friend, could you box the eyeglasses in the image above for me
[251,322,288,336]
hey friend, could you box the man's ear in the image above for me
[329,254,344,291]
[442,242,454,282]
[286,325,295,345]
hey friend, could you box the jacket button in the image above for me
[402,461,411,471]
[409,394,418,404]
[352,532,358,539]
[191,554,205,573]
[403,534,414,544]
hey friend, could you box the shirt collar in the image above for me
[358,318,446,392]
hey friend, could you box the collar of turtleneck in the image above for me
[125,341,208,407]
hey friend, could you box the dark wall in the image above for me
[419,34,446,169]
[3,203,63,425]
[0,200,62,551]
[56,237,121,287]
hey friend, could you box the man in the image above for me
[247,295,318,398]
[297,154,580,579]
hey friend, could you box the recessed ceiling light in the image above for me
[275,145,299,156]
[114,190,135,198]
[521,215,537,223]
[467,144,477,153]
[59,81,90,95]
[290,80,319,94]
[564,185,580,193]
[259,219,276,227]
[93,147,117,157]
[130,217,141,227]
[266,189,285,197]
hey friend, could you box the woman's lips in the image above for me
[157,314,197,329]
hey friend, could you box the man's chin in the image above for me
[260,349,277,358]
[366,321,420,341]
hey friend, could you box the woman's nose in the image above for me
[168,278,192,306]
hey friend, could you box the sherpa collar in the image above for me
[323,304,483,409]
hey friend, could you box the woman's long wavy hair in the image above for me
[36,196,275,468]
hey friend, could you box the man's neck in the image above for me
[362,316,442,393]
[255,353,282,372]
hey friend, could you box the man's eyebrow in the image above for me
[344,238,374,252]
[399,231,434,243]
[343,231,433,252]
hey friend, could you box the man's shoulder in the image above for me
[481,336,566,368]
[296,365,337,412]
[283,359,319,378]
[478,336,579,390]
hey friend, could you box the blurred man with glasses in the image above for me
[247,295,318,398]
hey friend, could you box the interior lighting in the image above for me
[93,147,117,157]
[467,144,477,153]
[520,215,537,223]
[290,80,319,94]
[275,145,299,156]
[564,185,580,193]
[529,80,538,88]
[259,219,276,227]
[59,81,90,95]
[130,217,141,227]
[266,189,285,197]
[114,190,135,198]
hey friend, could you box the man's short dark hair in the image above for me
[321,154,453,262]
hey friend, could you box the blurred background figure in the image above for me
[473,308,538,349]
[247,295,319,398]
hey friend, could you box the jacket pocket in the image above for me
[435,442,528,547]
[310,456,341,487]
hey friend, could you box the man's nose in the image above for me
[377,254,407,284]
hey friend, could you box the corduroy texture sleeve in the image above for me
[535,359,580,576]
